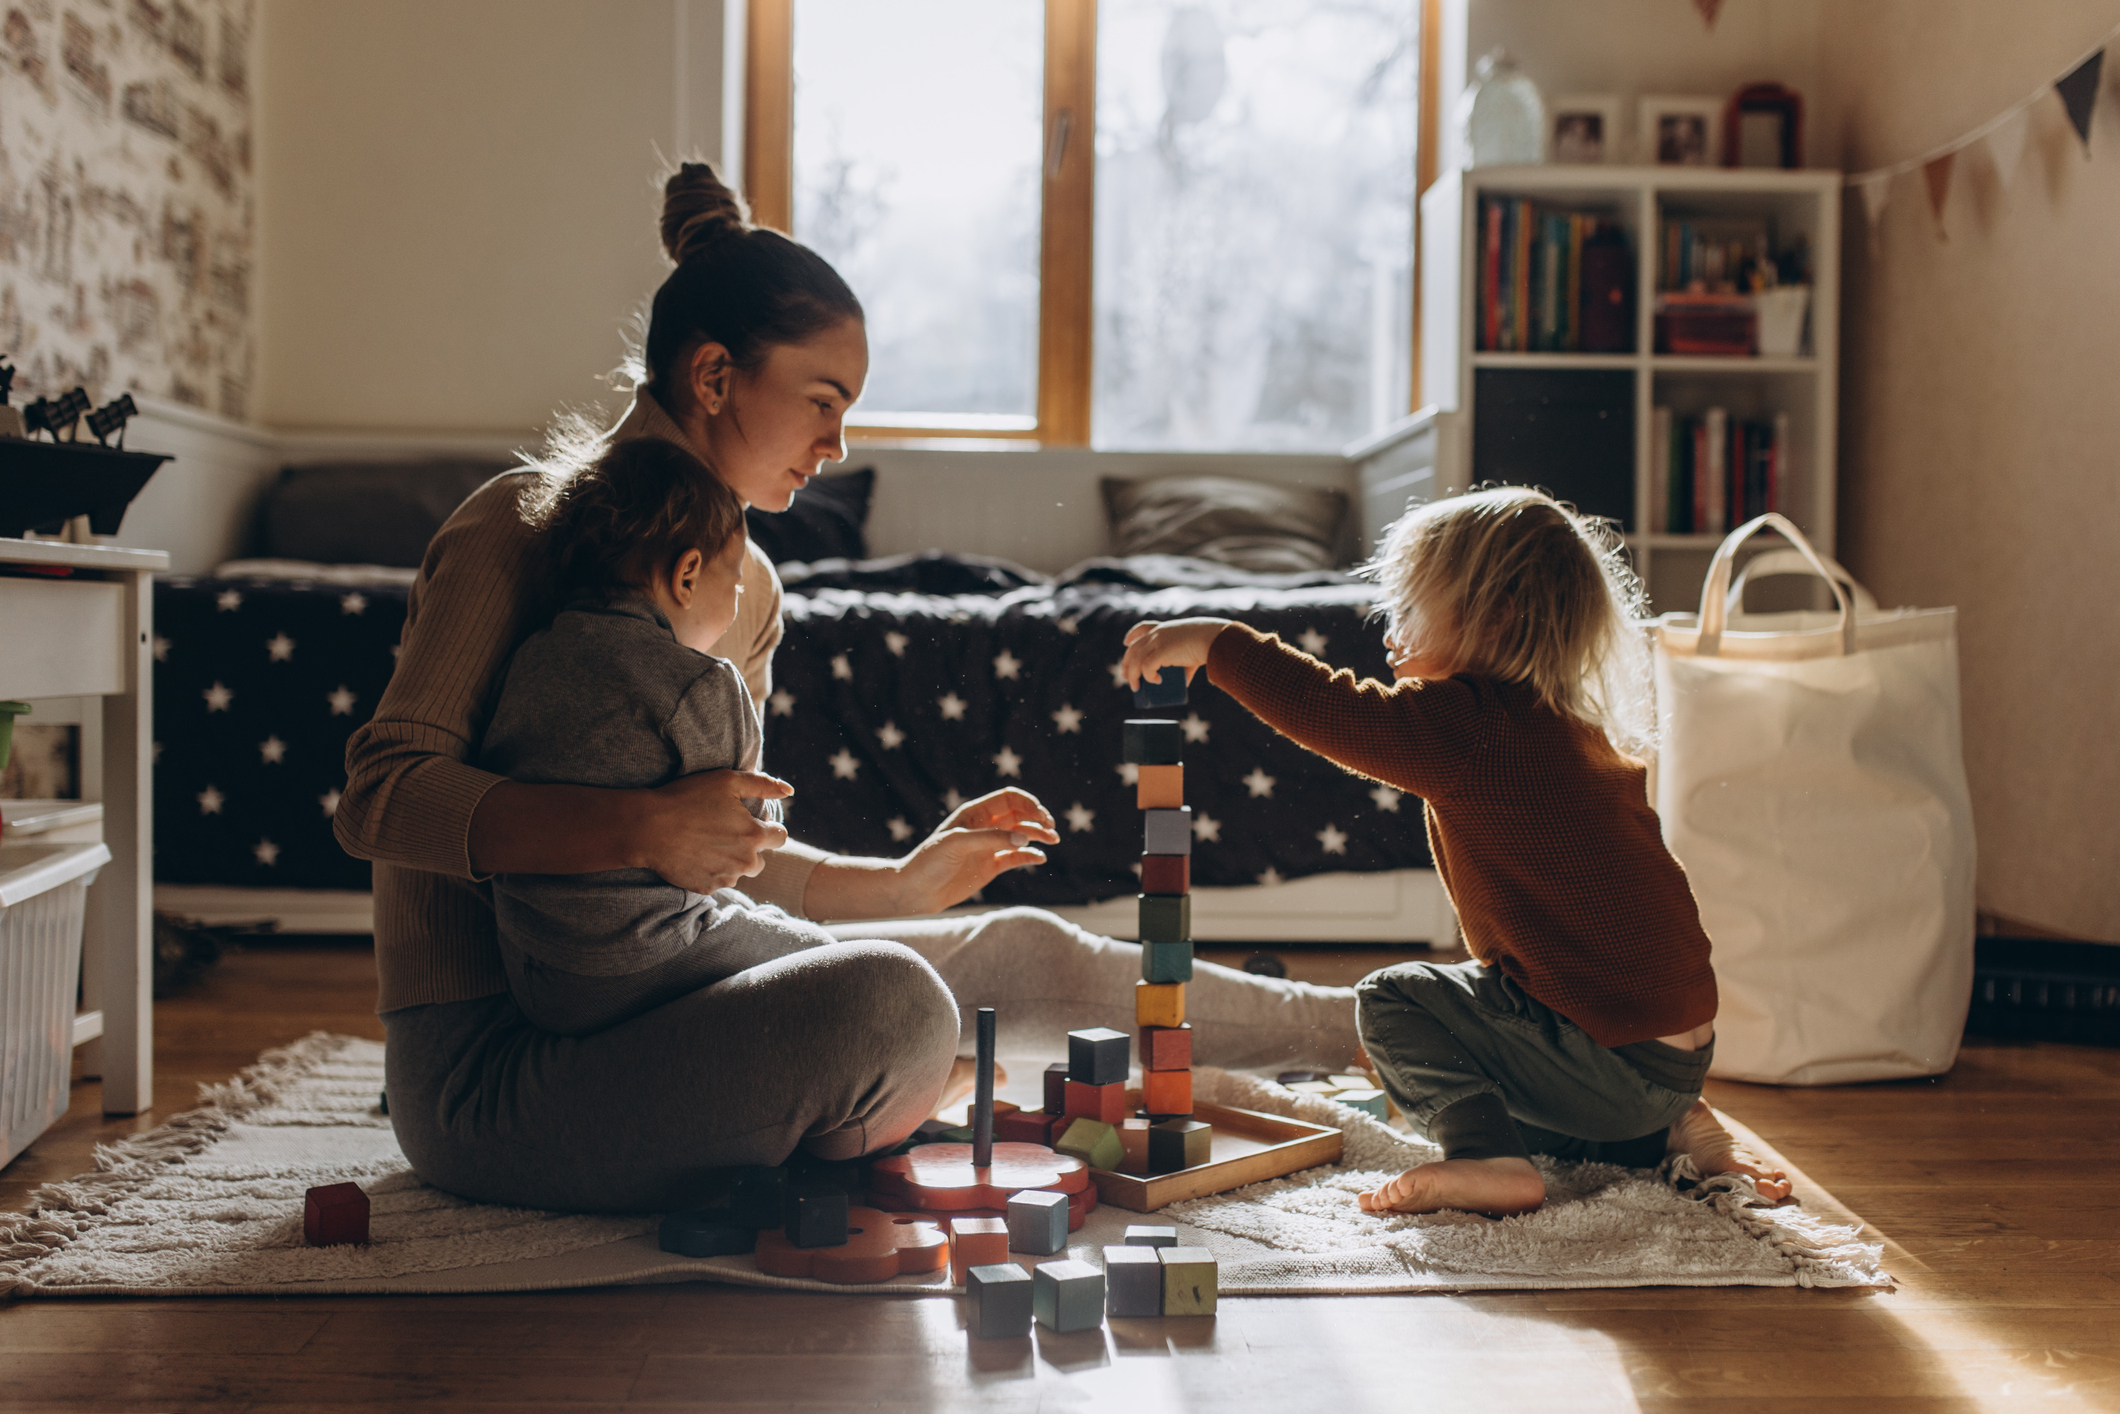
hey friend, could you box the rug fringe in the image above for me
[1658,1153,1889,1289]
[0,1031,356,1298]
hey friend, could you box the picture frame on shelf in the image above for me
[1550,95,1622,164]
[1723,83,1805,168]
[1639,96,1722,166]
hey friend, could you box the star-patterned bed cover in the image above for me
[151,563,1431,901]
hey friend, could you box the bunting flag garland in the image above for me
[1859,172,1893,257]
[2056,50,2104,149]
[1923,153,1954,238]
[1692,0,1724,31]
[1987,109,2031,191]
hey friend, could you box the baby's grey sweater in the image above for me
[479,593,828,982]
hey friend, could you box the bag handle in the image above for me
[1726,547,1879,615]
[1696,514,1856,657]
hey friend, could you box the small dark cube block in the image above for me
[1067,1027,1131,1086]
[1133,666,1189,708]
[1043,1061,1071,1116]
[1148,1119,1214,1175]
[1138,1023,1192,1072]
[1138,894,1191,944]
[967,1262,1035,1338]
[693,1165,787,1228]
[786,1189,850,1249]
[303,1182,369,1247]
[659,1211,758,1258]
[1121,719,1184,765]
[1103,1244,1163,1317]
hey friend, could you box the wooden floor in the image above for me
[3,937,2117,1413]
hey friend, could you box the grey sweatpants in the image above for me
[1355,959,1712,1169]
[383,907,1358,1213]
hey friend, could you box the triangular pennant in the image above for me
[2055,49,2104,150]
[1859,172,1893,257]
[1693,0,1724,30]
[1987,108,2030,191]
[1923,152,1954,237]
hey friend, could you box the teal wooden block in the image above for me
[1336,1087,1388,1121]
[967,1262,1034,1338]
[1141,940,1193,984]
[1033,1257,1107,1333]
[1138,894,1191,944]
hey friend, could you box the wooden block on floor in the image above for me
[1141,940,1194,984]
[1055,1117,1124,1172]
[1142,1067,1192,1118]
[1121,718,1183,765]
[1160,1246,1218,1315]
[948,1216,1012,1285]
[786,1189,850,1249]
[1138,1023,1192,1072]
[303,1182,369,1247]
[966,1261,1034,1337]
[1148,1118,1213,1175]
[1116,1116,1153,1175]
[1033,1257,1107,1333]
[1006,1188,1070,1256]
[1124,1224,1178,1248]
[1138,893,1191,944]
[1142,807,1192,856]
[1064,1078,1129,1125]
[1067,1027,1131,1086]
[658,1211,757,1258]
[1135,763,1184,809]
[1139,854,1189,894]
[1043,1061,1071,1115]
[1133,666,1189,708]
[685,1165,787,1229]
[1335,1087,1388,1121]
[994,1108,1060,1146]
[1103,1243,1163,1317]
[1135,981,1185,1027]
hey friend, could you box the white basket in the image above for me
[1,840,111,1166]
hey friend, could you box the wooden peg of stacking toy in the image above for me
[1159,1246,1219,1315]
[1033,1258,1107,1333]
[754,1208,948,1284]
[967,1261,1034,1337]
[1103,1244,1163,1316]
[303,1182,369,1246]
[973,1005,997,1170]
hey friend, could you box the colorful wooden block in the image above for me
[1141,940,1194,984]
[1135,763,1184,809]
[1133,665,1189,708]
[1138,1023,1192,1072]
[1139,854,1190,894]
[1055,1118,1124,1172]
[1142,1068,1193,1118]
[1138,893,1191,944]
[1067,1027,1131,1087]
[1116,1117,1153,1176]
[1043,1061,1071,1115]
[658,1211,757,1258]
[1064,1079,1129,1125]
[754,1208,948,1284]
[303,1182,369,1247]
[1336,1088,1388,1121]
[1121,718,1184,765]
[1160,1246,1219,1315]
[1124,1224,1178,1248]
[948,1216,1012,1284]
[786,1189,850,1249]
[1142,807,1193,856]
[967,1261,1034,1337]
[993,1108,1060,1146]
[1148,1119,1213,1175]
[689,1165,787,1229]
[1103,1244,1163,1317]
[1135,981,1186,1027]
[1006,1188,1071,1256]
[1033,1257,1107,1333]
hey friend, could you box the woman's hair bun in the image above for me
[660,161,752,264]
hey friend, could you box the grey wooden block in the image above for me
[1102,1244,1162,1317]
[1006,1188,1070,1256]
[1033,1257,1107,1333]
[1142,807,1193,856]
[1123,1224,1178,1248]
[966,1262,1034,1338]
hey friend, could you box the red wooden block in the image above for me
[1138,1023,1193,1072]
[866,1142,1090,1214]
[1139,855,1189,895]
[303,1182,369,1247]
[1142,1068,1193,1118]
[1043,1062,1070,1115]
[1064,1079,1129,1125]
[947,1216,1012,1284]
[993,1108,1060,1145]
[754,1207,948,1284]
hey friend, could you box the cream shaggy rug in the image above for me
[0,1034,1885,1298]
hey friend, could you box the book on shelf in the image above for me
[1658,216,1812,293]
[1654,406,1789,534]
[1477,196,1632,353]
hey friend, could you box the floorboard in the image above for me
[4,935,2118,1412]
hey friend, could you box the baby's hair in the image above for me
[526,438,747,602]
[1363,486,1655,755]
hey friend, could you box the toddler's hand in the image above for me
[1120,618,1231,692]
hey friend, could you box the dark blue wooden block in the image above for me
[1067,1027,1131,1086]
[1121,719,1184,765]
[1133,666,1189,708]
[786,1188,849,1249]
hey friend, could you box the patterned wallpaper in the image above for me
[0,0,254,419]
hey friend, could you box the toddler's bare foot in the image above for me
[1668,1099,1793,1201]
[933,1057,1009,1118]
[1357,1156,1545,1216]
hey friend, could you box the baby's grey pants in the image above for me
[383,906,1358,1213]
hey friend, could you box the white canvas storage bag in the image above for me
[1653,514,1975,1085]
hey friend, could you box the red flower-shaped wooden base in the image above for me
[866,1142,1091,1216]
[752,1207,948,1284]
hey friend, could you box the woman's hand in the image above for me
[636,769,793,892]
[802,788,1060,920]
[1120,618,1232,692]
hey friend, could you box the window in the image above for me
[746,0,1434,450]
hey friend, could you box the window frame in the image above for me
[745,0,1433,448]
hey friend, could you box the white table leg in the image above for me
[80,569,154,1115]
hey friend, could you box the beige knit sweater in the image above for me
[334,393,826,1013]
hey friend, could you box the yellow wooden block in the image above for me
[1135,981,1185,1028]
[1160,1246,1218,1315]
[1135,764,1184,809]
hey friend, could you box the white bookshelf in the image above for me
[1419,165,1841,612]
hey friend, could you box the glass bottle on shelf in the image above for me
[1456,50,1545,168]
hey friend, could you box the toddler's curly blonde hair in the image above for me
[1363,486,1655,756]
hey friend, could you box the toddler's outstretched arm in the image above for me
[1120,618,1233,690]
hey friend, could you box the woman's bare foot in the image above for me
[933,1057,1009,1117]
[1357,1156,1546,1216]
[1668,1099,1793,1201]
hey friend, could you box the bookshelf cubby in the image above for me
[1419,166,1841,613]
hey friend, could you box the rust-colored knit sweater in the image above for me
[1206,623,1717,1047]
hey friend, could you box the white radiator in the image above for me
[1,841,111,1166]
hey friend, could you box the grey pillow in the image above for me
[261,461,509,567]
[1100,475,1349,574]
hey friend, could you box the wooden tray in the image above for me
[1086,1103,1343,1212]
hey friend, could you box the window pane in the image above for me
[1094,1,1417,450]
[792,1,1043,424]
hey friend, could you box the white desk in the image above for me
[0,537,167,1114]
